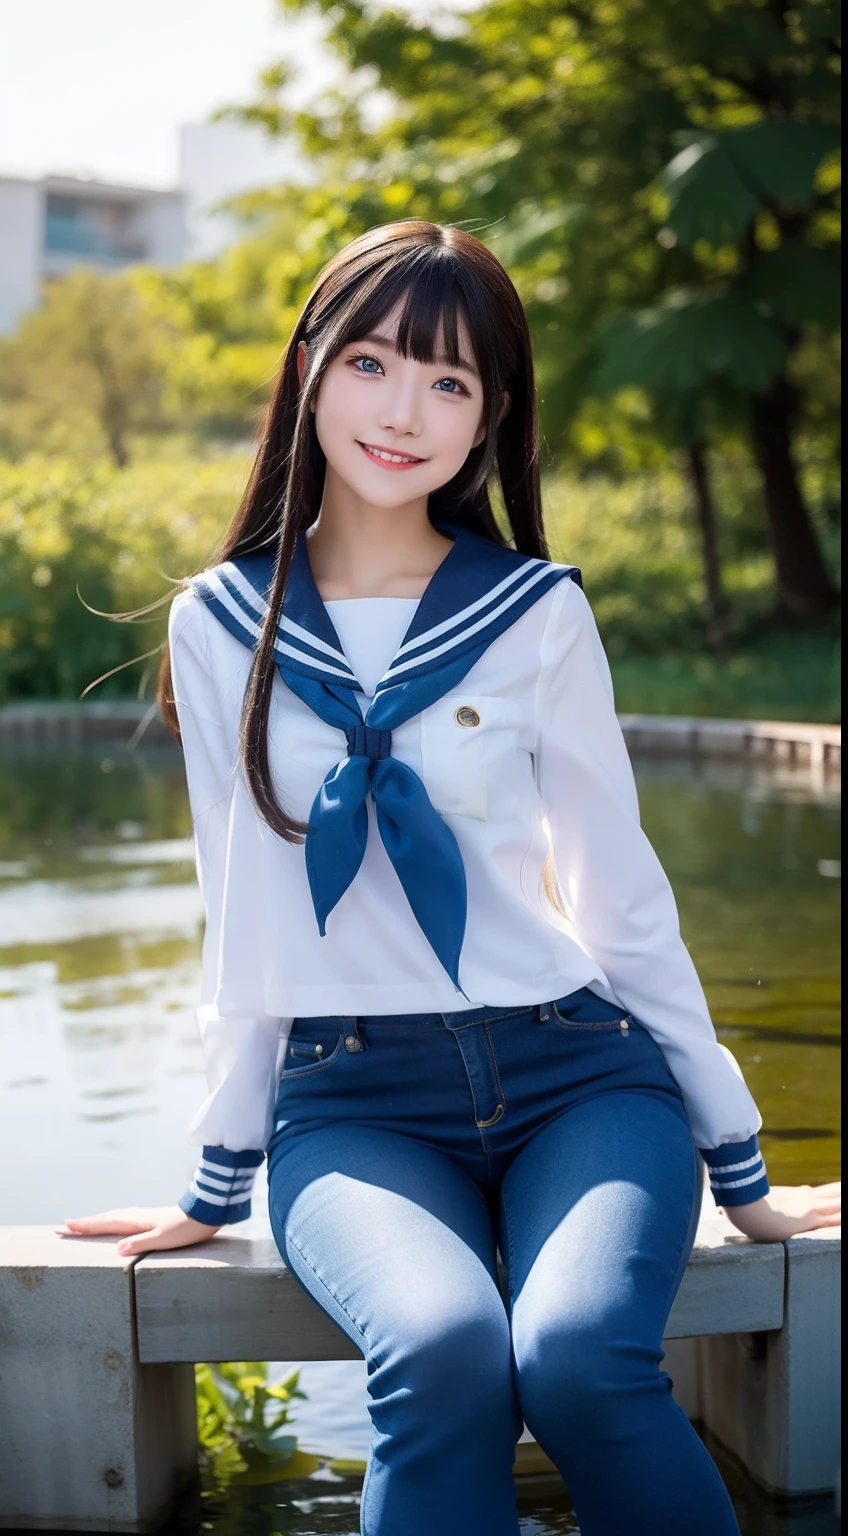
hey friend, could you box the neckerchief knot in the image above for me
[346,724,392,761]
[189,522,581,994]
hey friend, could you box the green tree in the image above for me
[0,268,172,467]
[233,0,840,618]
[595,120,841,618]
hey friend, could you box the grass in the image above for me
[609,626,841,723]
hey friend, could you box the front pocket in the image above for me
[551,997,632,1032]
[419,693,525,821]
[278,1023,346,1080]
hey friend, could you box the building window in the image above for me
[44,195,146,262]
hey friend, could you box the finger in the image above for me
[813,1182,841,1195]
[808,1212,842,1230]
[64,1217,146,1236]
[116,1229,162,1256]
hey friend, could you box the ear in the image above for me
[471,390,511,450]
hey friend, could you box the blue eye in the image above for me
[434,377,467,395]
[352,354,383,375]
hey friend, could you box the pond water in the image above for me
[0,741,840,1534]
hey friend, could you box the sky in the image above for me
[0,0,334,188]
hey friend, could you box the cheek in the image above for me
[431,400,485,464]
[313,376,362,466]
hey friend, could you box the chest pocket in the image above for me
[419,693,524,821]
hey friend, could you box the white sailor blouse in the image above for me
[169,522,769,1225]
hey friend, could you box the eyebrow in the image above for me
[358,332,481,381]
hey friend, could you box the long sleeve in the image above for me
[535,579,769,1207]
[168,587,286,1224]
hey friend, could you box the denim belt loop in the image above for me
[339,1016,368,1052]
[538,1001,552,1022]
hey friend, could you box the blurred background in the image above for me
[0,0,841,716]
[0,3,840,1532]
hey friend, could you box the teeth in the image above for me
[364,445,420,464]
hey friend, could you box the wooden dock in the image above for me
[0,1206,840,1532]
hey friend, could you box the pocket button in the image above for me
[344,1035,363,1053]
[454,706,481,728]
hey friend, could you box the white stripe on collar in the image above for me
[202,567,356,680]
[376,561,555,686]
[221,564,354,671]
[392,555,547,660]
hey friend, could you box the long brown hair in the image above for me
[158,220,551,844]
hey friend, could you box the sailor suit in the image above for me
[167,523,768,1224]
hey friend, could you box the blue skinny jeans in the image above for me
[266,987,741,1536]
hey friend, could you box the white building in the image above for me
[0,173,185,334]
[0,122,306,335]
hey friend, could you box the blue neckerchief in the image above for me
[190,523,581,993]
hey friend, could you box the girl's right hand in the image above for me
[60,1206,222,1256]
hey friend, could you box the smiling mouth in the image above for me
[357,441,427,468]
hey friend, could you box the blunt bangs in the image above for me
[305,241,506,406]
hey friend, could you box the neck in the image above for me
[305,469,454,600]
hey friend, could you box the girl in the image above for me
[67,222,840,1536]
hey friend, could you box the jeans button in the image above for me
[344,1034,363,1053]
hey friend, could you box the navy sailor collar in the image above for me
[190,522,582,707]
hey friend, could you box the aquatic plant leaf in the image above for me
[328,1457,368,1477]
[232,1446,321,1486]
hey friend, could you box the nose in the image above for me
[377,363,424,439]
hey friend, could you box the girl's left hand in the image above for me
[723,1182,841,1242]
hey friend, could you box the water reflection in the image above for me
[632,758,841,1186]
[0,742,840,1206]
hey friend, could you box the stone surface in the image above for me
[135,1237,360,1364]
[697,1229,841,1496]
[0,1228,197,1532]
[0,1218,840,1529]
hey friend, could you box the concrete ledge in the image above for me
[0,702,840,775]
[696,1229,842,1498]
[133,1210,785,1362]
[0,701,170,748]
[135,1237,361,1365]
[0,1215,840,1529]
[619,714,841,773]
[0,1230,196,1532]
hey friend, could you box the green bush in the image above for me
[0,450,249,702]
[0,446,839,719]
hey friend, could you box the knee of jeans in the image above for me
[388,1301,513,1416]
[514,1316,662,1434]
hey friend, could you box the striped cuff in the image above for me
[178,1146,264,1226]
[701,1134,770,1208]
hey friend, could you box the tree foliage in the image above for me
[0,269,173,467]
[228,0,840,615]
[0,451,247,702]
